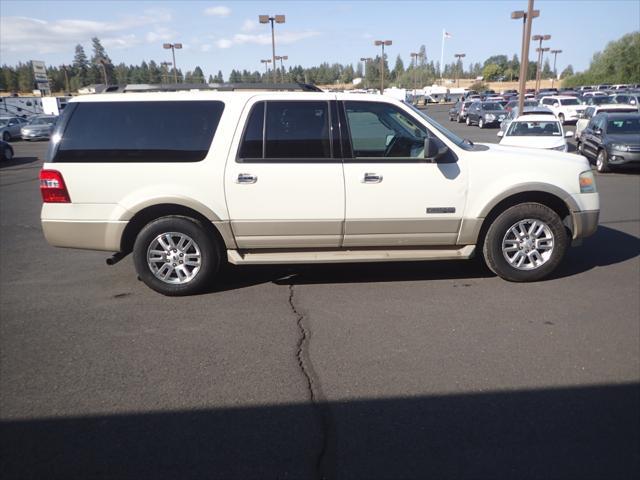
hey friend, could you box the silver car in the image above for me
[21,115,58,141]
[0,116,27,141]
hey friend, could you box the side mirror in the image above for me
[497,131,504,137]
[593,127,602,136]
[424,137,449,162]
[564,130,574,138]
[553,102,560,107]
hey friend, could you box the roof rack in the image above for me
[104,83,323,93]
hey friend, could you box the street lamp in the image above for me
[511,1,540,114]
[360,57,372,86]
[163,43,182,83]
[536,47,550,90]
[61,64,70,93]
[454,53,466,88]
[374,40,392,94]
[260,59,272,78]
[410,52,424,103]
[259,14,285,83]
[550,49,562,88]
[532,34,551,92]
[275,55,288,83]
[160,61,172,83]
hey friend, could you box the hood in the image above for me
[23,124,52,132]
[478,142,587,167]
[499,135,566,149]
[605,133,640,146]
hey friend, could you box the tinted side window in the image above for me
[53,101,224,163]
[239,102,264,159]
[265,101,331,158]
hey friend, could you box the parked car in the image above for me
[39,86,599,295]
[575,104,638,142]
[0,139,14,161]
[579,112,640,172]
[504,99,539,114]
[498,106,554,136]
[448,100,474,122]
[539,95,586,124]
[583,95,614,106]
[497,114,572,152]
[20,115,57,141]
[609,93,639,106]
[582,91,608,98]
[0,116,27,141]
[465,101,507,128]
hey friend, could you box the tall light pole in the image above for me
[61,64,70,93]
[454,53,466,88]
[536,47,550,90]
[275,55,288,83]
[160,61,172,83]
[360,57,372,86]
[374,40,392,94]
[511,2,539,114]
[259,15,285,83]
[163,43,182,83]
[550,49,562,88]
[410,52,420,101]
[532,34,551,92]
[95,58,110,86]
[260,59,272,78]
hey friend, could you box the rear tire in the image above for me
[482,203,568,282]
[133,216,221,296]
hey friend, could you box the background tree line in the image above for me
[0,32,637,93]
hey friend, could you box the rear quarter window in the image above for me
[51,101,225,162]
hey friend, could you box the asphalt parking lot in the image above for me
[1,105,639,479]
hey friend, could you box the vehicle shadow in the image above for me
[2,383,638,479]
[0,156,40,169]
[208,225,637,293]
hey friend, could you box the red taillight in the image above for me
[39,169,71,203]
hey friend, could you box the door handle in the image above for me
[236,173,257,184]
[363,172,383,184]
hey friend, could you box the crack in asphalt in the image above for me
[288,284,335,480]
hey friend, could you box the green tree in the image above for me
[391,54,404,82]
[72,44,90,87]
[560,64,574,79]
[213,70,224,83]
[542,58,553,78]
[192,66,205,83]
[482,63,502,81]
[90,37,114,84]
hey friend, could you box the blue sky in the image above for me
[1,0,638,79]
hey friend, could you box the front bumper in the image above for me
[571,210,599,239]
[607,150,640,165]
[21,131,50,140]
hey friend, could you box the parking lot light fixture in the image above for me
[260,59,272,77]
[275,55,288,83]
[454,53,466,88]
[260,15,285,82]
[532,34,551,92]
[160,61,172,84]
[511,1,540,114]
[374,40,392,94]
[550,49,562,88]
[410,52,422,102]
[360,57,372,86]
[163,43,182,83]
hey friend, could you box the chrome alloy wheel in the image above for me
[501,219,554,270]
[147,232,201,284]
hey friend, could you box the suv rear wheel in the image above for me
[482,203,568,282]
[133,216,220,296]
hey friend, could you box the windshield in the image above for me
[590,96,613,105]
[507,120,561,136]
[482,103,504,110]
[29,117,55,125]
[404,102,473,150]
[560,98,580,106]
[0,119,9,127]
[607,118,640,134]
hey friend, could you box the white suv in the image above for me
[40,85,599,295]
[539,95,586,124]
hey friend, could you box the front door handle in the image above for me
[236,173,257,184]
[363,172,383,184]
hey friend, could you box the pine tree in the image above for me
[90,37,114,84]
[73,44,90,87]
[192,66,205,83]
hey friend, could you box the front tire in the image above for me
[482,203,568,282]
[2,146,13,161]
[478,118,485,129]
[457,114,463,123]
[466,116,471,126]
[133,216,221,296]
[2,132,9,142]
[596,149,610,173]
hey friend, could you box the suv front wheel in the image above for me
[482,203,568,282]
[133,216,220,296]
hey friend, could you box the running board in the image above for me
[227,245,476,265]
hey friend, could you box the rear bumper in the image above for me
[572,210,599,240]
[42,220,127,251]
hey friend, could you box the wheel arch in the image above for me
[120,203,235,255]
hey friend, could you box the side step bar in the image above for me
[227,245,476,265]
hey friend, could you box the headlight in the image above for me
[484,113,495,121]
[579,170,597,193]
[551,145,566,151]
[609,143,630,152]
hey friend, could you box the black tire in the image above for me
[457,114,463,123]
[466,116,471,126]
[596,149,610,173]
[2,131,9,142]
[478,118,484,129]
[133,216,221,296]
[482,203,568,282]
[3,146,13,161]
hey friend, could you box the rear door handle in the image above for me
[236,173,257,184]
[363,172,383,184]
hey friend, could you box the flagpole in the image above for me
[440,28,445,84]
